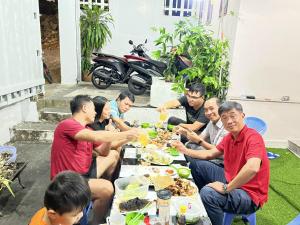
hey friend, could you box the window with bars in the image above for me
[80,0,109,11]
[163,0,226,25]
[164,0,194,17]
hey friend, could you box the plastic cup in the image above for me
[106,211,125,225]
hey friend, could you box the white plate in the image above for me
[141,151,173,165]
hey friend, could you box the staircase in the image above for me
[10,98,69,143]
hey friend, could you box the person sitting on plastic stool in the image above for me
[172,101,270,225]
[176,97,228,165]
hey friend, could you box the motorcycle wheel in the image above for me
[128,78,147,95]
[91,69,112,89]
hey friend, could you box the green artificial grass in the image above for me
[233,148,300,225]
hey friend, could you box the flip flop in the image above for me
[268,151,280,159]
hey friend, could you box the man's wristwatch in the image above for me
[223,183,229,194]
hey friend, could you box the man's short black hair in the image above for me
[207,97,221,107]
[70,95,92,115]
[44,171,91,215]
[218,101,243,116]
[188,83,206,96]
[117,90,135,103]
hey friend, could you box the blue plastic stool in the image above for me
[223,212,256,225]
[287,214,300,225]
[79,201,93,225]
[244,117,267,135]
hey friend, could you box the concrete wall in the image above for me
[58,0,81,84]
[102,0,239,56]
[228,0,300,147]
[0,99,39,145]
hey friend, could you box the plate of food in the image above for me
[165,178,198,197]
[141,150,173,165]
[118,197,154,214]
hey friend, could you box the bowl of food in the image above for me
[167,124,175,131]
[148,130,158,139]
[173,198,203,224]
[166,147,179,156]
[114,176,150,201]
[141,122,151,128]
[177,167,191,179]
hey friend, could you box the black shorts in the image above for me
[82,157,97,179]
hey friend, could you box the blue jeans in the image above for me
[190,160,257,225]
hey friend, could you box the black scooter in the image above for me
[89,51,157,95]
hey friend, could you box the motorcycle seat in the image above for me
[147,59,167,69]
[93,52,127,63]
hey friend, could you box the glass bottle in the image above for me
[177,205,187,225]
[156,189,172,225]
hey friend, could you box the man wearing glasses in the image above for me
[157,83,209,138]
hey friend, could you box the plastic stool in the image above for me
[223,212,256,225]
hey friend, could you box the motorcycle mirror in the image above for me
[129,40,133,45]
[145,39,147,44]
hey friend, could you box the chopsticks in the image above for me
[128,201,152,225]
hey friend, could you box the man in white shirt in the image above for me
[178,97,228,165]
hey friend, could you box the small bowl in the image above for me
[141,122,150,128]
[148,130,158,139]
[177,167,191,179]
[167,124,175,131]
[166,147,179,156]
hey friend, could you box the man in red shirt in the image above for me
[172,101,270,225]
[51,95,139,225]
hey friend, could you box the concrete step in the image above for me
[40,107,71,123]
[11,122,56,143]
[288,139,300,158]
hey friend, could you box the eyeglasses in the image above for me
[186,94,202,100]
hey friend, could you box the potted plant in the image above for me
[80,5,113,81]
[0,153,15,197]
[152,20,230,100]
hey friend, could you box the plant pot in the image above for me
[82,72,92,82]
[150,77,179,107]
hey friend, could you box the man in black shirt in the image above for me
[157,83,209,135]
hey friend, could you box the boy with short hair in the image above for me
[29,171,91,225]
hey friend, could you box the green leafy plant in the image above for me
[0,157,15,197]
[80,6,113,74]
[153,20,230,100]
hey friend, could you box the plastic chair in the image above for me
[79,201,93,225]
[223,212,256,225]
[244,117,267,135]
[287,214,300,225]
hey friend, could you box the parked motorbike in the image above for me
[90,51,155,95]
[128,40,193,83]
[128,39,167,77]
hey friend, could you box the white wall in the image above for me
[100,0,241,72]
[228,0,300,101]
[103,0,184,56]
[0,99,39,145]
[0,0,43,144]
[58,0,81,84]
[0,0,44,95]
[228,0,300,147]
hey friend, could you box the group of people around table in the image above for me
[29,83,270,225]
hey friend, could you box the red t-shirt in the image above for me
[50,118,93,179]
[216,125,270,206]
